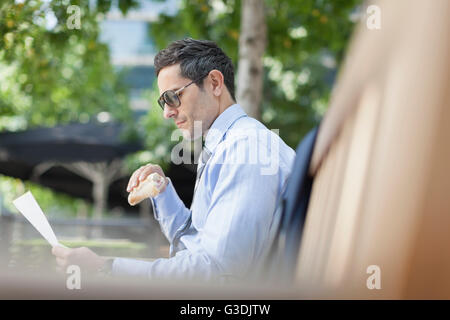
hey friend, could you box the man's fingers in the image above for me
[138,165,156,181]
[127,169,141,191]
[52,245,70,258]
[127,164,158,192]
[127,167,145,192]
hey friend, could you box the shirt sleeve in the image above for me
[112,137,283,282]
[150,178,191,244]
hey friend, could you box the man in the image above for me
[52,38,295,282]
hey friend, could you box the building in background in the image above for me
[99,0,179,116]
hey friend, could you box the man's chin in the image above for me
[175,120,204,141]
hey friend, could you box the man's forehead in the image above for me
[157,64,186,91]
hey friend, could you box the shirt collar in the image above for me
[203,103,247,153]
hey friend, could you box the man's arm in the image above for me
[150,178,191,245]
[113,138,282,281]
[51,165,192,275]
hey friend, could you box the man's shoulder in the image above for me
[224,116,293,150]
[215,116,295,165]
[223,116,273,143]
[231,114,267,131]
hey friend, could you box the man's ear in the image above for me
[208,70,225,97]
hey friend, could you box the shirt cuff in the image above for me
[151,177,186,221]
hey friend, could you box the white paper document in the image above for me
[13,191,64,248]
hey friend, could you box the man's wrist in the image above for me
[98,257,114,275]
[152,177,185,219]
[157,177,171,196]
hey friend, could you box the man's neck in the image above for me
[202,99,236,139]
[218,99,235,115]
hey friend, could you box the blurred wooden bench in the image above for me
[295,0,450,299]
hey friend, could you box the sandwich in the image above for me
[128,172,166,206]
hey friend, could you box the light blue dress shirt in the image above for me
[112,104,296,281]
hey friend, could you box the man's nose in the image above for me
[163,105,177,119]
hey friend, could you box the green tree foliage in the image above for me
[0,0,175,168]
[148,0,363,147]
[0,0,140,216]
[0,0,138,132]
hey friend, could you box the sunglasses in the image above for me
[157,74,208,110]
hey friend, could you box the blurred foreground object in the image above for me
[295,0,450,298]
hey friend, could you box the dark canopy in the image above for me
[0,121,195,212]
[0,122,142,213]
[0,122,140,164]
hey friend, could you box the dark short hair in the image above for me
[154,38,236,101]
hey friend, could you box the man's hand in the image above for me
[126,163,168,193]
[52,246,107,274]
